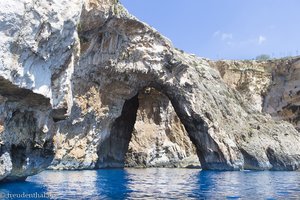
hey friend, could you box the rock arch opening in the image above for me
[96,87,201,168]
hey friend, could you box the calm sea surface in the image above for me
[1,169,300,199]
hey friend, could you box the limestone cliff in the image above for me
[1,0,300,181]
[210,58,300,131]
[0,0,83,181]
[48,0,300,172]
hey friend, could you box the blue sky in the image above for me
[120,0,300,60]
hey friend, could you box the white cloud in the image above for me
[226,41,233,46]
[221,33,233,41]
[213,30,220,37]
[258,35,266,45]
[213,31,233,41]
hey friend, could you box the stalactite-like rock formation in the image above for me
[1,0,300,181]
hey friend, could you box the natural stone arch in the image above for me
[89,66,242,171]
[97,87,201,168]
[2,0,300,182]
[54,0,300,171]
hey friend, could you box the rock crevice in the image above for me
[1,0,300,181]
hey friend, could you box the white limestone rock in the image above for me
[1,0,300,182]
[0,0,82,181]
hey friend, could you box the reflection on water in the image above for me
[125,168,200,199]
[35,170,99,199]
[0,181,48,199]
[1,169,300,199]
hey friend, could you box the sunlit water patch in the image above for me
[1,169,300,199]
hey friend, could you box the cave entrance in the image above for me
[97,87,201,168]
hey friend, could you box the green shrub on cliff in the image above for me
[256,54,271,60]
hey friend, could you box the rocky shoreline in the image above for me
[0,0,299,182]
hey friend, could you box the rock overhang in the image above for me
[1,0,300,182]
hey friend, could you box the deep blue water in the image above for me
[1,169,300,199]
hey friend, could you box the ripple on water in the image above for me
[0,169,300,199]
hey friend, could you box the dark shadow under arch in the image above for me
[96,86,207,169]
[97,93,139,168]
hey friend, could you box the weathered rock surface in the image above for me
[1,0,300,181]
[96,87,200,168]
[210,58,300,131]
[0,0,82,181]
[50,0,300,171]
[125,88,200,168]
[0,80,54,181]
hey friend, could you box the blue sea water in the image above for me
[1,169,300,199]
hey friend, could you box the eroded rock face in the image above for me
[96,93,139,168]
[0,0,82,181]
[125,88,200,168]
[0,80,54,181]
[209,60,273,112]
[1,0,300,181]
[210,58,300,131]
[51,0,300,171]
[96,87,200,168]
[264,59,300,131]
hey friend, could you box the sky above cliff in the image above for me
[120,0,300,60]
